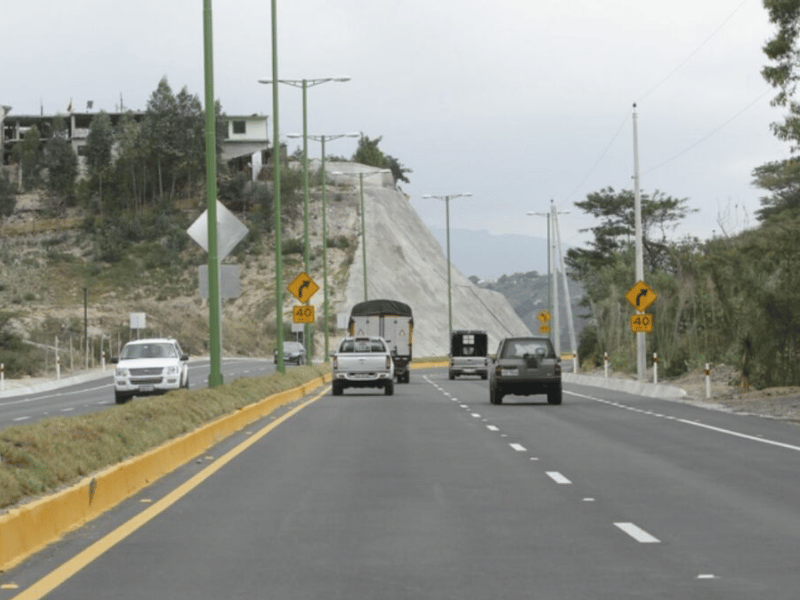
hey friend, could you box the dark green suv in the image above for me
[489,336,562,405]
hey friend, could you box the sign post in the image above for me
[288,272,319,362]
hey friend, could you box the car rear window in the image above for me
[339,339,385,353]
[501,339,553,359]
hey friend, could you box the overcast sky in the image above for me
[4,0,789,253]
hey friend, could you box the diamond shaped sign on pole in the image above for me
[187,200,249,261]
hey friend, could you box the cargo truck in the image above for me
[348,299,413,383]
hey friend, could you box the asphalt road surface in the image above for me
[2,368,800,599]
[0,358,279,429]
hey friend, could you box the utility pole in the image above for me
[633,103,646,381]
[553,209,578,369]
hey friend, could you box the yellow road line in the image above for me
[11,387,329,600]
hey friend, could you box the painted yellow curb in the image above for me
[0,374,332,572]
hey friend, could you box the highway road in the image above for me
[0,358,280,429]
[2,368,800,599]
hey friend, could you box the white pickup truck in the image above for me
[331,336,395,396]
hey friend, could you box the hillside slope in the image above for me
[333,164,531,357]
[1,165,530,370]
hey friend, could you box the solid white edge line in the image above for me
[570,391,800,454]
[614,522,660,543]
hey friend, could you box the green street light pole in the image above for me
[202,0,223,386]
[331,169,391,302]
[290,132,359,361]
[269,0,284,374]
[422,193,471,340]
[256,77,350,364]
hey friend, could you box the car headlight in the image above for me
[166,365,179,375]
[116,367,129,378]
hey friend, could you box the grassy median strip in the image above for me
[0,365,330,511]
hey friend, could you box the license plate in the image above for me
[138,385,155,392]
[501,368,518,376]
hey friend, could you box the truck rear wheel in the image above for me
[385,380,394,396]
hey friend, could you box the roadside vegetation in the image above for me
[0,365,330,510]
[564,5,800,390]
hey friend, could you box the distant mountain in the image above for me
[428,227,561,281]
[426,226,589,350]
[477,270,590,353]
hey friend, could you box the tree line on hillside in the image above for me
[0,75,410,254]
[568,0,800,389]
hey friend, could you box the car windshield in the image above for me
[283,343,303,352]
[121,342,178,360]
[501,339,553,359]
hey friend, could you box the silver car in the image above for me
[489,336,562,405]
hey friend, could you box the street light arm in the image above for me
[257,77,351,88]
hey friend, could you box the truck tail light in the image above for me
[332,356,338,370]
[386,356,391,370]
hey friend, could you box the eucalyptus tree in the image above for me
[566,187,696,371]
[11,125,42,190]
[0,171,16,221]
[84,111,115,210]
[42,116,78,210]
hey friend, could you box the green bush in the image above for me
[282,238,304,255]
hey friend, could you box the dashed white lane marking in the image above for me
[614,522,660,543]
[509,443,527,452]
[13,416,31,422]
[486,425,499,431]
[471,413,481,418]
[546,471,572,484]
[697,574,717,579]
[60,407,75,412]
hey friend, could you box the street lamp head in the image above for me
[422,193,472,200]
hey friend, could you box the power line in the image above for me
[644,89,772,175]
[638,0,750,102]
[561,0,756,204]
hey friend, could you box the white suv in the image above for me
[112,338,189,404]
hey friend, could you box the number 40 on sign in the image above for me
[630,314,654,333]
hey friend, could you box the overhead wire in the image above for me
[559,0,764,205]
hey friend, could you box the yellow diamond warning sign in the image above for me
[625,281,657,311]
[288,272,319,303]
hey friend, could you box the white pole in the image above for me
[56,336,61,380]
[1,363,4,391]
[705,363,711,399]
[553,209,577,370]
[551,201,561,357]
[653,352,658,384]
[632,104,646,382]
[604,352,609,378]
